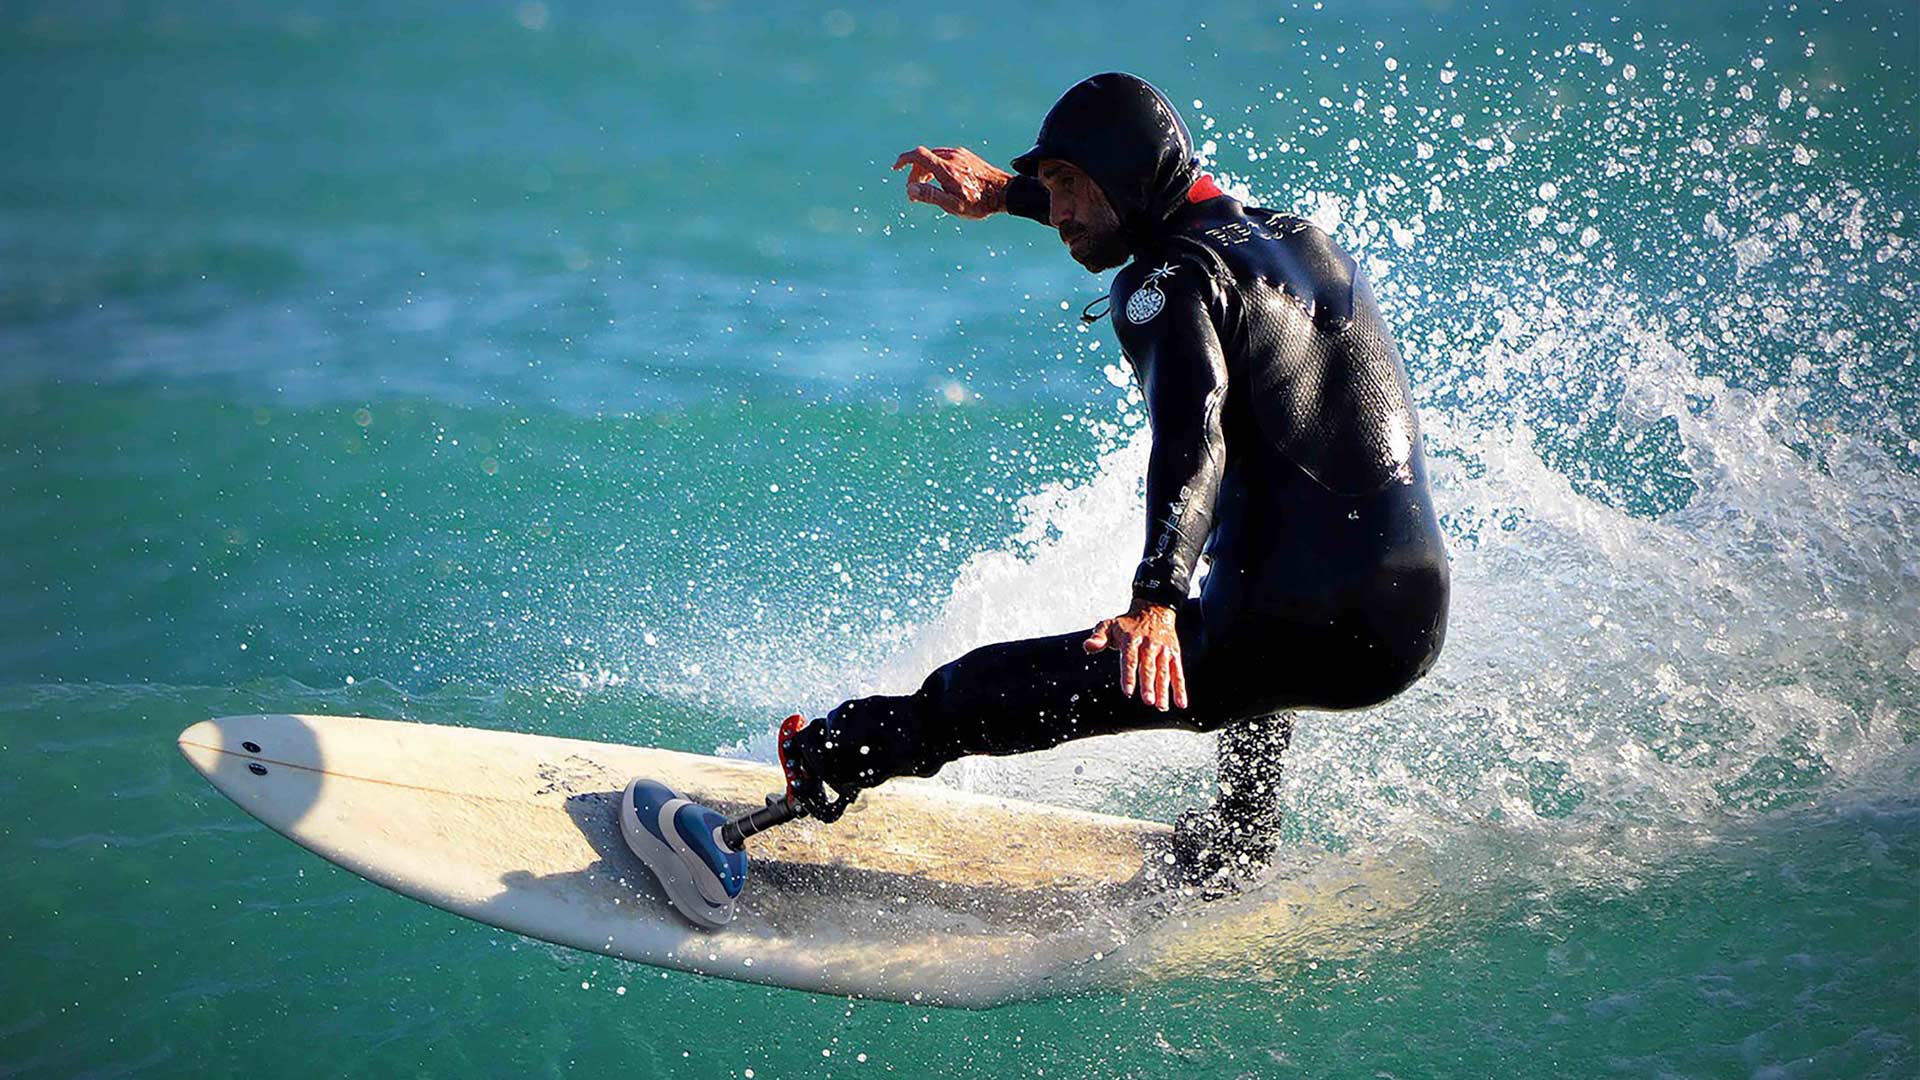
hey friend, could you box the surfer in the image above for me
[626,73,1448,912]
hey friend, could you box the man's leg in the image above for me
[1217,710,1293,828]
[789,601,1215,795]
[1171,710,1293,883]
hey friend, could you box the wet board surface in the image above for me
[176,714,1181,1007]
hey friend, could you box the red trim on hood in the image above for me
[1186,173,1225,203]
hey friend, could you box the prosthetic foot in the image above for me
[617,777,748,930]
[620,714,858,929]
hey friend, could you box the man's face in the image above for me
[1038,160,1128,272]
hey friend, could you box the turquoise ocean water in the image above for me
[3,1,1916,1075]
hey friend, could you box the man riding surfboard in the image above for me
[622,73,1449,927]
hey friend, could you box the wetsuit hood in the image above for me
[1011,72,1200,253]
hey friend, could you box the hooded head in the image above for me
[1011,73,1199,259]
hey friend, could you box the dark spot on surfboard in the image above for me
[243,741,261,753]
[248,762,268,776]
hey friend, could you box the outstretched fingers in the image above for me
[1156,644,1177,710]
[1139,643,1163,709]
[892,146,996,218]
[896,160,959,212]
[1167,641,1182,711]
[1089,613,1186,710]
[910,181,964,213]
[890,146,932,172]
[891,145,945,172]
[1083,620,1111,653]
[1155,646,1174,711]
[893,146,971,196]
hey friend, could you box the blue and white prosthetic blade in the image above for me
[619,778,748,930]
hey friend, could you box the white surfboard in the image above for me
[176,713,1181,1007]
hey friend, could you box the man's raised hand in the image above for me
[891,146,1011,220]
[1083,601,1190,712]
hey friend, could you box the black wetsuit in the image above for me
[788,74,1449,841]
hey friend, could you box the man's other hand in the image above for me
[891,146,1010,219]
[1083,601,1189,712]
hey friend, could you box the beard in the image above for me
[1063,226,1130,273]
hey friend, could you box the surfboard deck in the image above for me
[176,713,1179,1007]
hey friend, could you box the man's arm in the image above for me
[1083,260,1228,712]
[1116,260,1229,608]
[891,146,1049,223]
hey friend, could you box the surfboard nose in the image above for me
[176,718,229,778]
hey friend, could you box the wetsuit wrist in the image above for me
[1003,174,1051,223]
[1130,577,1187,609]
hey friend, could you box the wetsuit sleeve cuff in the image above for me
[1003,174,1051,223]
[1130,574,1188,609]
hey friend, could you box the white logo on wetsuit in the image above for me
[1126,263,1179,324]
